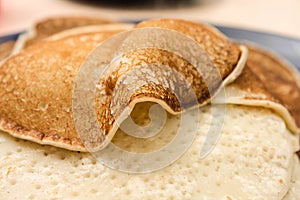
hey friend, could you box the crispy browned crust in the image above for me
[228,44,300,133]
[0,40,15,61]
[25,16,114,47]
[135,19,241,81]
[0,30,125,151]
[93,45,244,142]
[89,19,245,149]
[0,19,245,151]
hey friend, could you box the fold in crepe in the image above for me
[0,19,246,151]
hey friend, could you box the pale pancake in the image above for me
[219,43,300,134]
[0,105,298,199]
[0,19,246,151]
[283,155,300,200]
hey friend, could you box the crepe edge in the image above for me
[0,117,86,151]
[225,41,300,134]
[221,94,300,134]
[11,23,135,56]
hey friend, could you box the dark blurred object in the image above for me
[70,0,198,9]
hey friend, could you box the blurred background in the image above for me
[0,0,299,38]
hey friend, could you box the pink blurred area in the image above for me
[0,0,300,38]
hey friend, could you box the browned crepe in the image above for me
[0,19,245,151]
[25,16,114,47]
[11,16,115,55]
[135,19,242,81]
[224,43,300,134]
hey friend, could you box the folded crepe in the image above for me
[0,18,299,199]
[0,19,247,151]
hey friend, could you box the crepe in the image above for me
[0,18,299,199]
[0,19,247,151]
[12,16,114,54]
[217,43,300,134]
[0,104,299,199]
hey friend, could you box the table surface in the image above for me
[0,0,300,39]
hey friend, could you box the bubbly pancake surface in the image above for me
[283,155,300,200]
[0,105,298,199]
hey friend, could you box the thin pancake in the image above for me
[0,26,133,151]
[25,16,114,47]
[135,19,243,83]
[12,16,114,54]
[221,43,300,134]
[0,19,246,151]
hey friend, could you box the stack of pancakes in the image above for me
[0,17,299,199]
